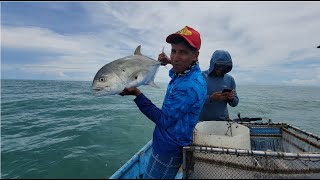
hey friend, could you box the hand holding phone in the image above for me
[222,88,232,93]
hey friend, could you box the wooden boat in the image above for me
[109,117,320,179]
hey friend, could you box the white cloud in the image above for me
[83,2,320,69]
[2,26,109,57]
[1,1,320,86]
[1,25,150,81]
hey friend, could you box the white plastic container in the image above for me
[193,121,251,150]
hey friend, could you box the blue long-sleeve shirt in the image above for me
[199,50,239,121]
[134,64,207,156]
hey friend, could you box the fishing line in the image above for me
[256,101,270,122]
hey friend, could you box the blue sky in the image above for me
[1,2,320,86]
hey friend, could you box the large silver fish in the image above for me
[92,45,161,96]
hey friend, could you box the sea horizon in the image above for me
[2,78,320,88]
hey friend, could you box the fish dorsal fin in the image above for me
[134,45,142,55]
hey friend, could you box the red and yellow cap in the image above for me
[166,26,201,50]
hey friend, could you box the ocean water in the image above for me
[1,79,319,178]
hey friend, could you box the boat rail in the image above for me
[182,122,320,179]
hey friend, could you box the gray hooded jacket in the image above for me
[198,50,239,121]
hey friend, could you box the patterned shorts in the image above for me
[143,150,183,179]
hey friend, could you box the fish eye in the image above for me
[122,70,125,72]
[99,77,105,82]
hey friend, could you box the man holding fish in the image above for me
[119,26,207,179]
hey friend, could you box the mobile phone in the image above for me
[222,88,232,93]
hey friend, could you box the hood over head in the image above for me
[208,50,233,75]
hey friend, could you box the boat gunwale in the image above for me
[109,140,152,179]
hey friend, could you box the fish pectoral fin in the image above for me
[128,70,160,89]
[128,70,148,82]
[148,81,160,89]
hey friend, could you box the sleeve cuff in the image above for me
[134,93,145,104]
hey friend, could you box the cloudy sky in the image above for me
[2,1,320,86]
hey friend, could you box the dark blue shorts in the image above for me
[143,150,183,179]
